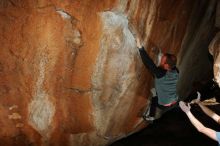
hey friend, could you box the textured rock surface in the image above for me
[209,0,220,87]
[0,0,217,145]
[209,32,220,86]
[177,0,217,97]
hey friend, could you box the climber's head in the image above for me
[160,53,177,70]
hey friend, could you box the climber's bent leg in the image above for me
[143,96,158,122]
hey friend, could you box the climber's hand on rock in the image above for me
[136,37,142,49]
[151,47,159,55]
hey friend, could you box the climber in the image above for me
[179,92,220,145]
[136,37,179,122]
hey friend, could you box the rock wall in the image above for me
[209,32,220,87]
[177,0,217,97]
[209,0,220,87]
[0,0,217,146]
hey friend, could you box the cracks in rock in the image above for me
[0,0,27,8]
[65,87,91,94]
[36,4,55,9]
[65,87,102,95]
[8,48,24,62]
[8,0,16,7]
[56,8,72,19]
[55,8,83,70]
[36,0,56,10]
[0,0,16,8]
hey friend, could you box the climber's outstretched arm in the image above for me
[191,92,220,124]
[135,37,165,78]
[179,101,219,142]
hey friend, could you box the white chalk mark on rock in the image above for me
[28,56,55,138]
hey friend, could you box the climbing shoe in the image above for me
[143,115,155,123]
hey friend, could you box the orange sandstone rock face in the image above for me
[0,0,210,145]
[209,32,220,87]
[209,0,220,87]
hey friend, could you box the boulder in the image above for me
[0,0,217,145]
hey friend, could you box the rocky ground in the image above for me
[111,103,220,146]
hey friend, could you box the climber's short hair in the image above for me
[164,53,177,69]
